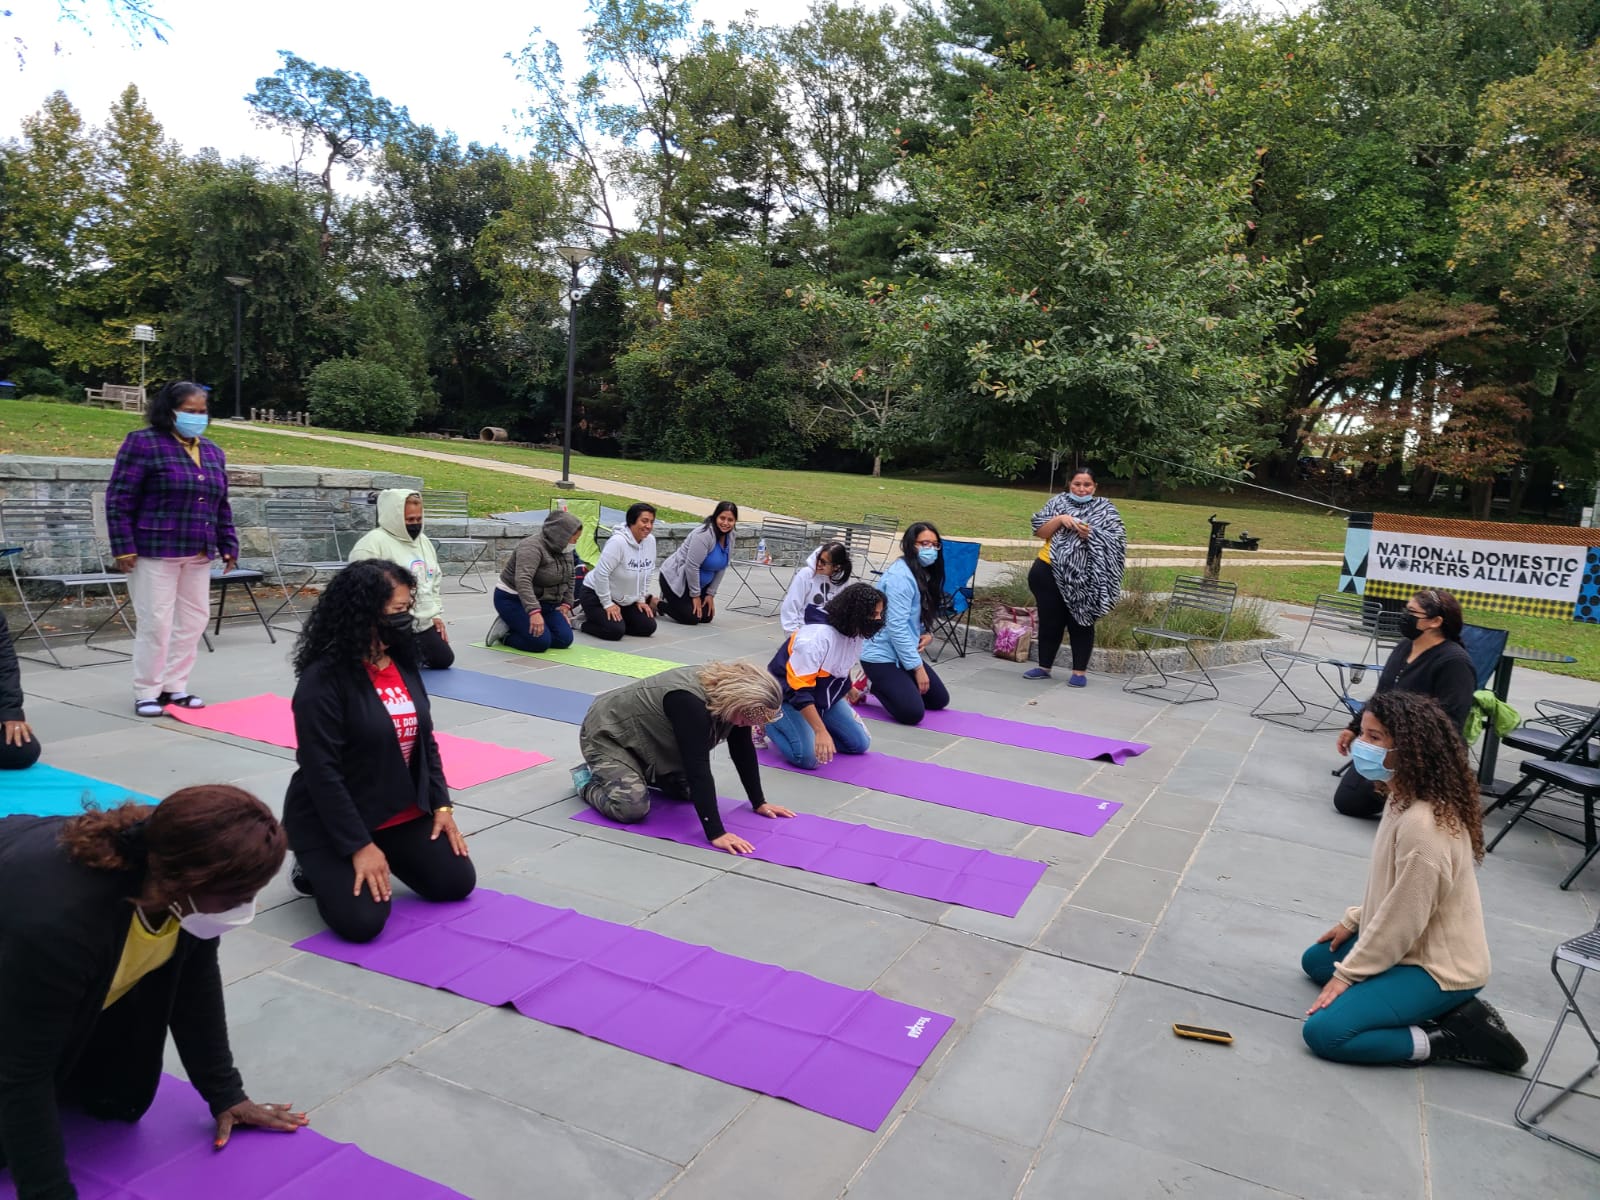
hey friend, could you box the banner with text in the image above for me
[1341,512,1600,624]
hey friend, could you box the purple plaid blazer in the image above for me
[104,428,239,561]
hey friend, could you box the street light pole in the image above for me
[224,275,252,419]
[554,246,593,490]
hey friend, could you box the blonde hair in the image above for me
[697,660,781,725]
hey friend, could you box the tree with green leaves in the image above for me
[245,51,412,256]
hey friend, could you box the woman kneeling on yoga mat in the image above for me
[0,785,307,1198]
[283,559,475,944]
[1301,690,1526,1071]
[859,523,951,725]
[765,583,882,770]
[575,660,792,855]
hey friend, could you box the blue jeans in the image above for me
[1301,937,1479,1064]
[493,588,574,653]
[766,701,871,769]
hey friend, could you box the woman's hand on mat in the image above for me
[1306,977,1349,1016]
[529,611,545,636]
[351,844,391,901]
[1317,922,1355,952]
[3,719,32,747]
[754,803,795,819]
[914,666,931,695]
[1335,729,1355,756]
[432,808,469,856]
[813,729,838,764]
[213,1099,309,1149]
[433,617,449,642]
[604,604,623,622]
[711,832,757,855]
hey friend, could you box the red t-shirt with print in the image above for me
[367,660,427,829]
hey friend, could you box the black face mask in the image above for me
[861,618,886,638]
[378,611,414,644]
[405,521,423,539]
[1399,612,1423,640]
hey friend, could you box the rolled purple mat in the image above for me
[295,889,953,1131]
[0,1075,465,1199]
[571,796,1047,916]
[856,700,1149,764]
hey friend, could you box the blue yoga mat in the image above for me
[425,668,597,726]
[1,763,156,817]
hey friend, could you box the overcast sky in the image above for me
[1,0,784,165]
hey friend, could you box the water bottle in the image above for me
[758,536,769,565]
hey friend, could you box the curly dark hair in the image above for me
[61,785,286,909]
[1364,689,1484,862]
[292,559,417,675]
[147,381,207,434]
[899,522,945,626]
[825,581,885,637]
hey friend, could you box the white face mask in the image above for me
[170,896,257,940]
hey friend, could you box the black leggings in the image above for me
[862,659,950,725]
[415,625,455,669]
[1028,558,1095,671]
[659,574,714,626]
[0,733,42,770]
[577,584,658,640]
[294,814,477,943]
[1333,764,1384,818]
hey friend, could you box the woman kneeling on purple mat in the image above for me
[1301,690,1526,1071]
[283,560,475,945]
[0,785,307,1198]
[765,583,882,770]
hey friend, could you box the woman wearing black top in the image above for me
[0,785,305,1200]
[1333,588,1477,818]
[283,560,475,943]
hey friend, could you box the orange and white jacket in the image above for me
[766,624,865,713]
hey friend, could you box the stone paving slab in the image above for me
[14,597,1600,1198]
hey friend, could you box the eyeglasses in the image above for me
[914,539,939,548]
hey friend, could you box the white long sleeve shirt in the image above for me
[588,527,656,607]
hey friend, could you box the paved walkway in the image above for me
[16,580,1598,1199]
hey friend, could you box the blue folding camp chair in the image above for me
[927,540,981,663]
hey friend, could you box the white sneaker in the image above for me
[484,616,510,647]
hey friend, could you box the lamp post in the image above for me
[553,246,593,490]
[224,275,251,419]
[131,324,156,397]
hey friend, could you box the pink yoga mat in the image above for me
[165,694,552,790]
[0,1074,465,1200]
[295,889,953,1131]
[571,797,1047,916]
[856,701,1149,765]
[758,748,1120,836]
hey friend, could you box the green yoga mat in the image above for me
[476,641,682,679]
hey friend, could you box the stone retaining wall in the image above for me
[0,456,699,580]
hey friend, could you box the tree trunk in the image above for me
[1469,480,1493,520]
[871,453,881,477]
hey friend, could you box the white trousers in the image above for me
[128,554,212,701]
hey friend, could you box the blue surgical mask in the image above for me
[173,412,209,439]
[1066,491,1094,505]
[916,545,939,567]
[1349,739,1394,782]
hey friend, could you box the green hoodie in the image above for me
[349,488,444,629]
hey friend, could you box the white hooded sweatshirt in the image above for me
[349,488,444,629]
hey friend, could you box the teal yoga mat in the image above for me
[1,763,156,817]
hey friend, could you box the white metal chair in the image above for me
[1515,920,1600,1161]
[421,488,489,592]
[262,498,350,629]
[0,499,132,669]
[1252,592,1381,732]
[1122,575,1239,705]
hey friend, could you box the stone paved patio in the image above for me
[13,587,1600,1199]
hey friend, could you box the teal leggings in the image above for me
[1301,937,1479,1064]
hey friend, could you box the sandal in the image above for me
[160,692,206,710]
[134,699,164,718]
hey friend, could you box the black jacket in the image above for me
[0,815,246,1200]
[1345,638,1477,735]
[282,657,450,857]
[1,609,26,723]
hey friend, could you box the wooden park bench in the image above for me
[83,383,146,411]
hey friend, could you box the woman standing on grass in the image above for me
[658,500,738,626]
[104,381,238,718]
[1301,690,1525,1072]
[859,523,950,725]
[1024,467,1126,687]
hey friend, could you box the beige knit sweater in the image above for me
[1333,798,1491,991]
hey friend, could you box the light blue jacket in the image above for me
[861,558,924,669]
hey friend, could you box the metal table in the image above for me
[1479,646,1581,794]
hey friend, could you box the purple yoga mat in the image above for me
[758,748,1120,836]
[570,797,1047,916]
[0,1075,464,1200]
[295,889,953,1131]
[856,701,1149,765]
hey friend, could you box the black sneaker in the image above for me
[1429,998,1528,1071]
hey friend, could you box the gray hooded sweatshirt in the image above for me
[499,511,582,610]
